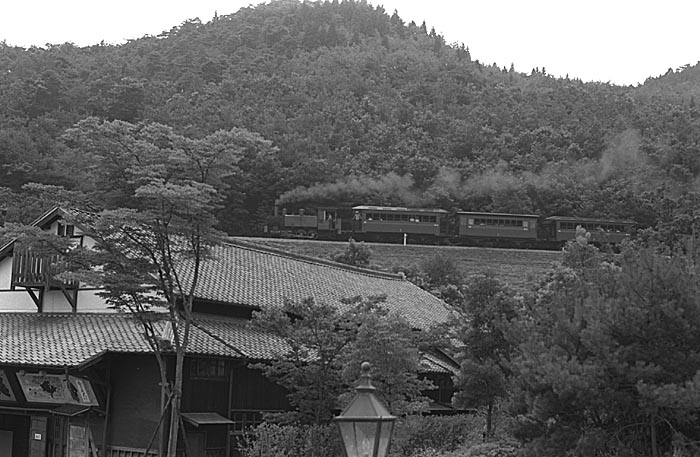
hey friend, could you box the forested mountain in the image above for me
[1,0,700,235]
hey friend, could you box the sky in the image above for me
[1,0,699,86]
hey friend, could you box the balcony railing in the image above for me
[11,246,79,290]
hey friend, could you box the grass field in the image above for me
[235,237,563,292]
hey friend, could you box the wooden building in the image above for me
[0,207,458,457]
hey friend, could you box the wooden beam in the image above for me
[23,287,43,312]
[59,285,78,313]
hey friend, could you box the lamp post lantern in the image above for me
[334,362,397,457]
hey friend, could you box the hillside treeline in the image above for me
[1,0,700,235]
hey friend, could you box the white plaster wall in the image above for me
[0,256,12,289]
[1,253,112,312]
[0,289,37,312]
[0,226,114,312]
[0,289,113,313]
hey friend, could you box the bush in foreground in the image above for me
[238,414,519,457]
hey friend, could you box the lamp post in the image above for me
[334,362,397,457]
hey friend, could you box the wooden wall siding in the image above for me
[204,450,225,457]
[423,373,456,405]
[29,416,47,457]
[11,248,80,289]
[183,378,229,415]
[0,413,30,457]
[183,358,229,416]
[229,367,289,412]
[182,360,289,418]
[181,426,227,457]
[106,355,162,451]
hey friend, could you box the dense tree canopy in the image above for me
[249,295,433,424]
[1,0,700,234]
[510,232,700,456]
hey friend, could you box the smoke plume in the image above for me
[275,173,428,207]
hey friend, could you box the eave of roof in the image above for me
[0,313,457,373]
[0,312,295,368]
[0,313,152,368]
[420,349,460,374]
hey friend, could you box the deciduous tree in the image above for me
[250,295,435,422]
[6,118,274,457]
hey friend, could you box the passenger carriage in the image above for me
[351,206,450,242]
[544,216,635,244]
[456,212,540,240]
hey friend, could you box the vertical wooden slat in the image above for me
[11,248,79,289]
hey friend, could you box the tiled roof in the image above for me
[3,208,452,331]
[0,312,455,373]
[420,350,460,374]
[0,313,151,367]
[1,209,456,370]
[0,313,290,367]
[180,239,453,330]
[190,315,289,360]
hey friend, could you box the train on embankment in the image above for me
[264,205,636,250]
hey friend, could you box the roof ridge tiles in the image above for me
[224,237,405,281]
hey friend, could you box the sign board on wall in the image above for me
[0,370,16,401]
[17,373,98,406]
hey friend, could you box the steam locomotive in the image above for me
[265,205,636,249]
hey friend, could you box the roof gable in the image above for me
[0,206,80,260]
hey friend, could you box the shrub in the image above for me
[331,238,371,266]
[239,422,341,457]
[238,415,522,457]
[459,442,519,457]
[420,254,463,287]
[390,415,483,456]
[403,441,520,457]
